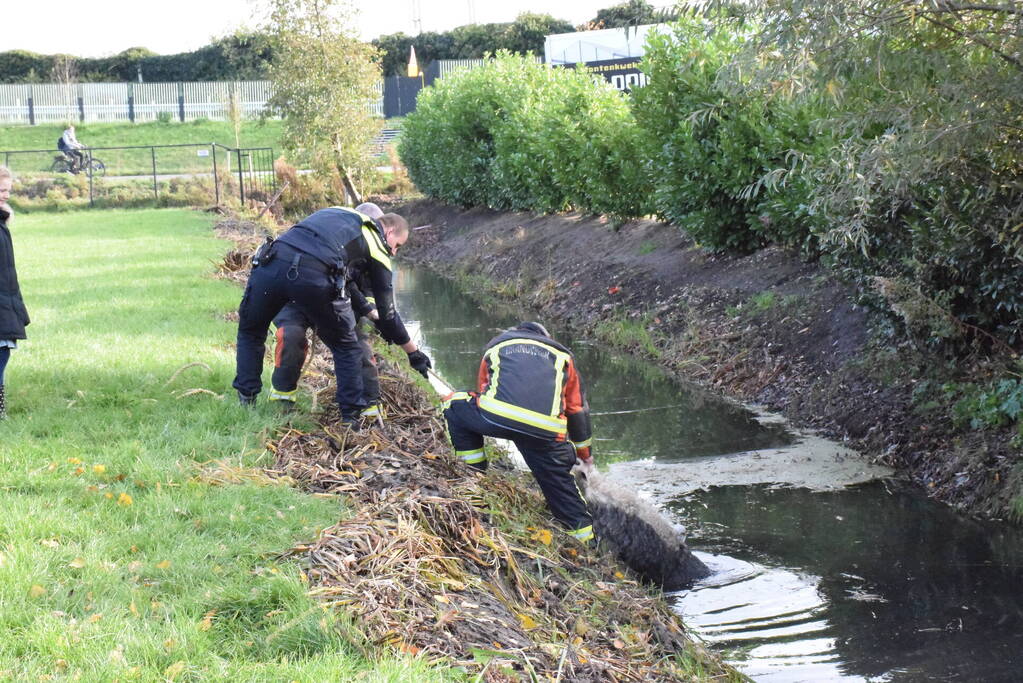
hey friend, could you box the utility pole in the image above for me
[411,0,423,34]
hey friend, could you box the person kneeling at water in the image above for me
[442,322,595,544]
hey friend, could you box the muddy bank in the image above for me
[395,199,1022,521]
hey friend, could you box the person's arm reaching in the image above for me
[563,359,593,463]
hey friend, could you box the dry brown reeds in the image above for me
[211,217,733,681]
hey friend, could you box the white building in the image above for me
[543,24,667,66]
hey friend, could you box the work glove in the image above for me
[571,441,593,466]
[407,349,432,378]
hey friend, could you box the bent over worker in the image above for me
[442,322,595,543]
[233,207,431,425]
[269,203,393,418]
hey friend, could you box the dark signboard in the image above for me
[558,57,648,92]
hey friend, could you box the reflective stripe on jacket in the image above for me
[476,329,592,443]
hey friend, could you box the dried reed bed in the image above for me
[212,217,733,681]
[269,366,729,681]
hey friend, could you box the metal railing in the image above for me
[1,142,276,208]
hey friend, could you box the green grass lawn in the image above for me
[0,119,283,154]
[0,120,284,177]
[0,209,445,681]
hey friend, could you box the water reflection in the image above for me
[668,484,1023,682]
[393,265,1023,683]
[393,267,791,463]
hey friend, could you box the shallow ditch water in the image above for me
[394,267,1023,682]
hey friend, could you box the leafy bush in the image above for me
[400,52,649,220]
[944,379,1023,431]
[632,18,829,253]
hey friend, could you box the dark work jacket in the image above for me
[0,207,29,340]
[276,207,410,345]
[475,329,592,443]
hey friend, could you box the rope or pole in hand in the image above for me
[257,179,290,219]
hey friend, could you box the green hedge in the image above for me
[632,20,831,253]
[400,52,648,220]
[399,23,1023,349]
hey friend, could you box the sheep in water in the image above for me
[576,466,709,591]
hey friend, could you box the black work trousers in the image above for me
[232,244,363,418]
[271,305,379,405]
[443,395,594,540]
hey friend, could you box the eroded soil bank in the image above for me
[394,199,1022,521]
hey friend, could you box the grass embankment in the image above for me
[0,209,441,680]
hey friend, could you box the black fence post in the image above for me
[151,147,158,202]
[78,84,85,123]
[212,144,220,206]
[127,83,135,123]
[237,150,245,204]
[88,150,94,208]
[27,86,35,126]
[177,83,185,123]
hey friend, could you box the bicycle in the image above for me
[50,153,106,177]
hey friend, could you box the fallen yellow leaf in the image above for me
[87,613,103,624]
[129,601,138,617]
[163,661,186,680]
[93,464,107,474]
[155,560,171,570]
[117,492,133,506]
[47,463,57,472]
[68,557,86,569]
[198,609,217,631]
[163,638,177,652]
[73,467,85,476]
[67,457,82,465]
[530,528,553,546]
[29,584,47,598]
[614,571,624,579]
[517,613,539,630]
[104,492,114,500]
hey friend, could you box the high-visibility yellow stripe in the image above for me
[442,391,471,410]
[483,339,572,429]
[362,225,392,270]
[361,404,384,418]
[456,448,486,464]
[550,353,568,416]
[572,438,592,449]
[268,388,298,402]
[568,525,594,542]
[478,395,566,434]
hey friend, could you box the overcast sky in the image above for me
[5,0,626,57]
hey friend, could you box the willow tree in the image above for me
[265,0,382,203]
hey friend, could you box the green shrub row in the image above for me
[399,19,1023,349]
[400,52,649,221]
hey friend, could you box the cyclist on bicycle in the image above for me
[57,125,86,173]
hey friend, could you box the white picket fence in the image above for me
[0,80,385,124]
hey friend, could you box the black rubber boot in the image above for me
[0,384,6,419]
[238,392,257,406]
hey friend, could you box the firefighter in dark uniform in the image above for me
[442,322,595,543]
[268,203,393,418]
[232,207,431,424]
[269,274,399,416]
